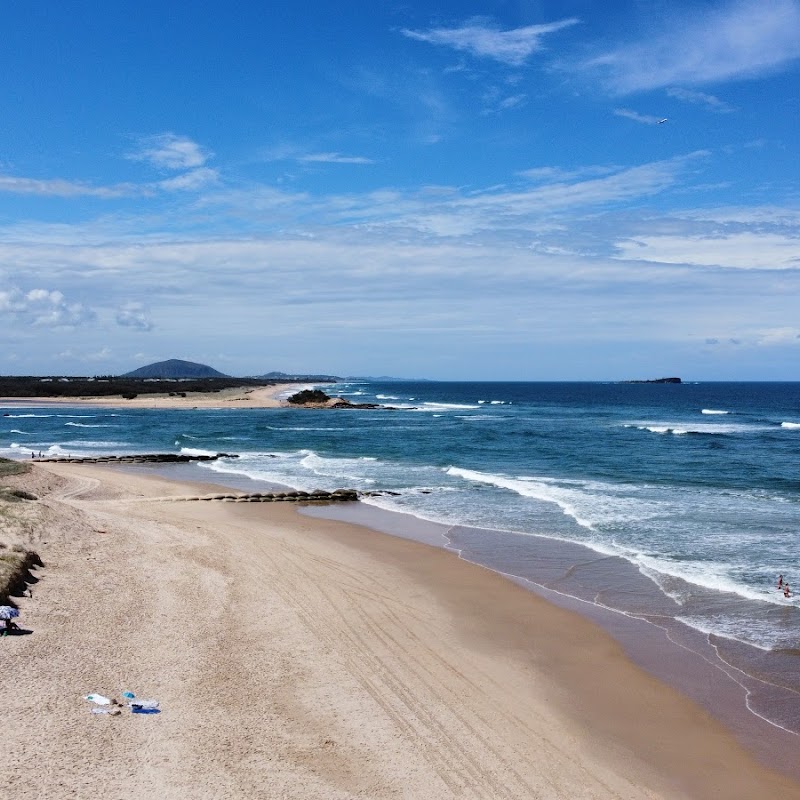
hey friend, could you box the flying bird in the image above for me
[657,118,668,124]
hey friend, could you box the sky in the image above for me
[1,0,799,380]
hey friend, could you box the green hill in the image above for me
[122,359,229,379]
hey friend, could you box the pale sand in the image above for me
[0,382,300,410]
[2,463,799,799]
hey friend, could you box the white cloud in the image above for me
[666,87,735,112]
[481,92,528,114]
[614,232,800,268]
[159,167,220,191]
[0,175,143,198]
[518,165,618,183]
[128,133,211,170]
[298,152,375,164]
[613,108,666,125]
[116,302,153,331]
[587,0,800,93]
[0,287,95,327]
[0,169,215,197]
[757,326,800,344]
[401,17,579,66]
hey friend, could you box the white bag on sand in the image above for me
[85,693,112,705]
[128,699,159,710]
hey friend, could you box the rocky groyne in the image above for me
[31,452,361,503]
[32,453,238,464]
[170,488,359,503]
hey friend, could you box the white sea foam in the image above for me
[781,421,800,429]
[422,402,481,410]
[627,421,766,435]
[701,409,730,415]
[263,426,348,432]
[179,447,220,457]
[9,429,31,435]
[61,440,127,449]
[300,451,379,483]
[64,422,111,428]
[376,394,399,400]
[445,467,594,530]
[4,413,53,418]
[674,615,774,651]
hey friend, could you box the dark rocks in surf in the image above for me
[33,452,238,464]
[622,377,682,384]
[180,488,359,504]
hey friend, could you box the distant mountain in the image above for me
[253,371,341,381]
[346,375,431,382]
[122,359,229,379]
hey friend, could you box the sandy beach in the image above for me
[0,382,300,410]
[2,462,799,799]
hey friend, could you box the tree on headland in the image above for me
[287,389,330,405]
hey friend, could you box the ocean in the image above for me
[3,380,800,744]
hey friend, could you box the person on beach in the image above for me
[778,574,784,589]
[783,583,791,598]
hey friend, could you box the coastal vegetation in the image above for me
[287,389,331,405]
[0,375,275,398]
[0,458,40,604]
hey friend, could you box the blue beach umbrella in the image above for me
[0,606,20,620]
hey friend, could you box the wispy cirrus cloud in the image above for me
[666,87,735,112]
[480,91,528,115]
[518,165,618,183]
[0,175,143,198]
[259,145,375,165]
[614,231,800,269]
[158,167,219,191]
[128,132,211,170]
[587,0,800,93]
[0,132,218,198]
[401,17,580,66]
[757,326,800,344]
[298,152,375,164]
[614,108,667,125]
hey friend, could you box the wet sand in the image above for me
[2,462,799,799]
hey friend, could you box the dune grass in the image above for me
[0,457,39,603]
[0,457,30,478]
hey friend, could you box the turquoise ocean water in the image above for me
[3,381,800,744]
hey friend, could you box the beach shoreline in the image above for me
[2,461,799,798]
[0,382,302,410]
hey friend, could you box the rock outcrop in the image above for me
[33,453,238,464]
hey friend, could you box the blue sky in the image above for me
[1,0,799,380]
